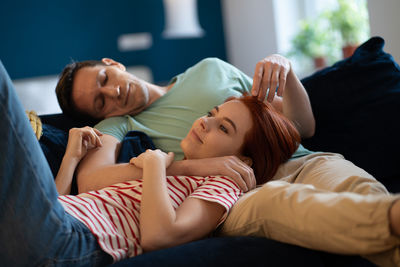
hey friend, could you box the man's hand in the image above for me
[169,156,256,192]
[251,54,291,102]
[195,156,256,192]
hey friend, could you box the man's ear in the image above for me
[101,58,126,71]
[239,156,253,167]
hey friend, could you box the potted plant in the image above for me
[327,0,370,58]
[288,18,337,69]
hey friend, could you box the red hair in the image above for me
[228,95,300,185]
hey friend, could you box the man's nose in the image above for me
[101,85,120,98]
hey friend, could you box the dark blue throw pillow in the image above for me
[39,124,68,178]
[38,123,155,194]
[117,131,156,163]
[301,36,400,192]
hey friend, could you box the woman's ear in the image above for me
[101,58,126,71]
[239,156,253,167]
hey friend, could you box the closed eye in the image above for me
[102,72,108,86]
[220,124,228,134]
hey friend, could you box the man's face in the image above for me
[72,63,150,119]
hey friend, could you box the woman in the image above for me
[0,58,299,266]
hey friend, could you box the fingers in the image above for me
[129,157,137,165]
[251,61,264,97]
[265,64,279,102]
[223,156,256,192]
[82,126,103,148]
[93,128,103,136]
[251,54,291,102]
[228,170,248,192]
[82,139,89,149]
[259,63,272,101]
[130,149,173,170]
[166,151,175,167]
[277,73,286,97]
[252,60,279,102]
[233,158,256,191]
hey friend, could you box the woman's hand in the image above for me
[64,127,103,163]
[130,149,175,169]
[251,54,291,102]
[56,126,102,195]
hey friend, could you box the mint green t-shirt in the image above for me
[95,57,312,160]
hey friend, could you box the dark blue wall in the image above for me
[0,0,227,83]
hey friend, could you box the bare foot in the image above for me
[389,199,400,236]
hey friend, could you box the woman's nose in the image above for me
[200,117,210,132]
[101,85,120,98]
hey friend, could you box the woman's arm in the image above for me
[76,136,254,194]
[55,127,103,195]
[251,54,315,138]
[131,150,227,252]
[56,154,80,195]
[141,197,225,251]
[75,134,145,193]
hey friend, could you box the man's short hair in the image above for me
[55,60,106,122]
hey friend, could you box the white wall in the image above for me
[222,0,400,78]
[367,0,400,63]
[221,0,278,77]
[221,0,334,77]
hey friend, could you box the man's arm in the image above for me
[270,68,315,138]
[167,156,256,192]
[251,54,315,138]
[76,133,143,193]
[282,68,315,138]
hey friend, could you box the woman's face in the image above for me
[181,100,253,159]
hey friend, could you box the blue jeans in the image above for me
[0,61,112,266]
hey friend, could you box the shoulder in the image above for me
[195,57,234,71]
[187,58,249,81]
[95,115,131,141]
[95,115,129,127]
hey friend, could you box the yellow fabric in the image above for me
[25,110,42,140]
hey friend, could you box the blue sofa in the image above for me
[40,36,399,266]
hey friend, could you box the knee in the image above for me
[236,181,297,215]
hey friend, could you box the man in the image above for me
[55,55,315,194]
[52,53,400,266]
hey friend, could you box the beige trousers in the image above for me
[218,152,400,267]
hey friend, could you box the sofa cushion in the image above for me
[111,236,325,267]
[301,36,400,193]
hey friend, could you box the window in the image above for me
[273,0,369,76]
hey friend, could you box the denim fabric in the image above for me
[0,61,111,267]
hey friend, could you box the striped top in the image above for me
[58,175,242,262]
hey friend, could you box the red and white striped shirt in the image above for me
[58,175,242,262]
